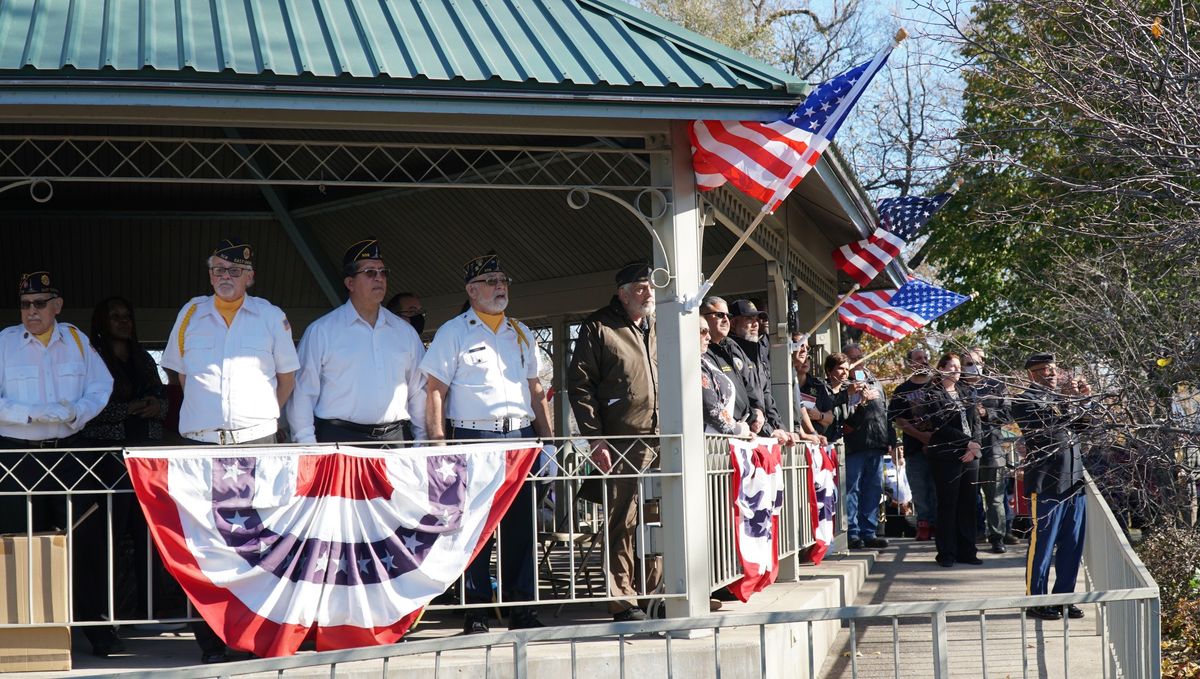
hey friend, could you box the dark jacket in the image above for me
[831,376,896,453]
[731,335,782,434]
[920,381,983,460]
[704,338,759,423]
[567,297,658,438]
[968,375,1009,464]
[1012,384,1095,498]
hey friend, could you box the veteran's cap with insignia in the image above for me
[464,251,502,283]
[19,271,58,297]
[343,238,382,272]
[615,261,652,287]
[213,237,253,266]
[1024,352,1056,369]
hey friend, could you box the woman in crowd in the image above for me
[791,333,833,439]
[700,319,749,436]
[921,353,984,567]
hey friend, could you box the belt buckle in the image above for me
[371,425,386,438]
[500,418,511,434]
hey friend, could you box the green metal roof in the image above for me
[0,0,802,98]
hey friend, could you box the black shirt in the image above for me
[889,377,933,454]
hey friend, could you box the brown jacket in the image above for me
[567,296,659,438]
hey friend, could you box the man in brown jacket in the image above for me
[567,261,662,622]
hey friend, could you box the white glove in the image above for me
[30,403,68,424]
[535,444,560,478]
[57,401,77,424]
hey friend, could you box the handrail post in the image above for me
[931,610,950,679]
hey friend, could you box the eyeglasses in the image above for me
[20,296,58,311]
[471,276,512,287]
[702,311,729,320]
[354,267,389,280]
[209,266,248,278]
[700,328,711,335]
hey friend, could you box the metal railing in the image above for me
[705,435,815,590]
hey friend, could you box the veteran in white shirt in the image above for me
[288,238,426,444]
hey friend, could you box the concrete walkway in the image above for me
[817,537,1105,679]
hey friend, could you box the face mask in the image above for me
[962,365,980,376]
[408,313,426,335]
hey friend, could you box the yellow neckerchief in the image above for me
[34,325,54,347]
[476,310,504,333]
[214,295,245,328]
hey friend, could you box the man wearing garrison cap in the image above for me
[420,251,553,633]
[0,271,117,655]
[288,238,426,444]
[1012,351,1097,622]
[566,260,662,622]
[160,238,300,663]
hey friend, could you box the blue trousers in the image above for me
[1026,491,1086,596]
[844,448,885,540]
[453,426,538,604]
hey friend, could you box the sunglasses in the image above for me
[354,267,389,280]
[702,311,730,320]
[20,296,58,310]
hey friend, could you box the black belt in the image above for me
[316,418,408,438]
[0,434,80,449]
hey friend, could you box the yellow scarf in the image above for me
[476,310,504,333]
[214,296,245,328]
[34,325,55,347]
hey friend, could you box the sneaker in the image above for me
[463,613,490,634]
[1027,606,1061,621]
[1066,604,1085,619]
[863,537,889,549]
[613,607,647,623]
[709,598,723,612]
[989,540,1007,554]
[915,521,932,541]
[847,537,865,549]
[1003,533,1020,545]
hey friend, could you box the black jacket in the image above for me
[704,338,760,423]
[1012,384,1095,498]
[920,381,983,460]
[967,376,1009,464]
[731,335,782,434]
[830,376,896,453]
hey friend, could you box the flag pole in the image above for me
[850,341,895,370]
[802,283,860,339]
[682,28,909,314]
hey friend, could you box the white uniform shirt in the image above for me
[0,322,113,441]
[160,295,300,435]
[419,309,540,421]
[287,302,427,443]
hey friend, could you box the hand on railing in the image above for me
[589,440,613,473]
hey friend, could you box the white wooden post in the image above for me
[650,123,709,619]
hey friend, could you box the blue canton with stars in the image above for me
[877,193,953,242]
[781,57,885,139]
[887,279,970,323]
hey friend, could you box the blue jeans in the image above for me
[844,448,885,540]
[905,449,938,524]
[452,426,538,604]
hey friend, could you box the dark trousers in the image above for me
[452,426,538,609]
[978,460,1009,542]
[186,432,277,657]
[313,417,408,444]
[1026,491,1086,596]
[931,455,979,563]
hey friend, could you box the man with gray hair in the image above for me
[568,261,661,622]
[700,296,760,432]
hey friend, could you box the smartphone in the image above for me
[852,369,866,382]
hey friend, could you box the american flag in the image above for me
[838,278,970,342]
[833,191,954,286]
[690,39,899,213]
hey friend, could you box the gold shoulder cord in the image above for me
[177,304,199,358]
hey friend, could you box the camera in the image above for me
[852,369,866,382]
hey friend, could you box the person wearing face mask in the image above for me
[920,353,983,568]
[961,348,1014,553]
[288,239,427,444]
[386,292,426,336]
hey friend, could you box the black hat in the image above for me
[1024,352,1056,369]
[19,271,58,297]
[213,237,253,266]
[729,299,760,318]
[343,238,382,271]
[615,261,652,287]
[464,251,502,283]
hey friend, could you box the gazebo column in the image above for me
[650,124,709,619]
[765,261,800,581]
